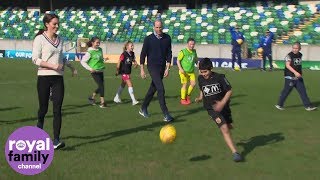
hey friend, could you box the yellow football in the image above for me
[159,124,176,144]
[234,66,241,71]
[257,47,263,53]
[236,39,243,45]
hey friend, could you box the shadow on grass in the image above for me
[284,104,305,108]
[61,119,186,151]
[115,95,179,105]
[152,101,241,119]
[0,106,22,111]
[64,100,120,108]
[166,95,180,99]
[232,94,247,99]
[236,132,285,161]
[147,95,180,103]
[63,104,93,110]
[172,106,204,119]
[230,94,247,106]
[285,100,320,109]
[312,101,320,107]
[189,154,211,162]
[230,102,241,106]
[0,111,82,125]
[149,106,204,119]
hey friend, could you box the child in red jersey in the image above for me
[113,41,139,105]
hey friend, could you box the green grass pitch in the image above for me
[0,60,319,179]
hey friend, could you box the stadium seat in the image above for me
[0,2,319,49]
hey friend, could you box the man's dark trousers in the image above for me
[141,65,169,115]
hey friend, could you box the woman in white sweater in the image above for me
[32,13,77,150]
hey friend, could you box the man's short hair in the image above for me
[293,42,301,48]
[154,19,162,26]
[187,37,195,43]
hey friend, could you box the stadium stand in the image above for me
[0,1,319,51]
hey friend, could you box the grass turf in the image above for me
[0,60,319,179]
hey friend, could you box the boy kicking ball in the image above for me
[195,58,242,162]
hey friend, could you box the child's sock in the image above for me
[181,88,187,100]
[115,85,124,98]
[128,87,137,102]
[187,85,194,97]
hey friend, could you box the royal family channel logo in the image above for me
[5,126,54,175]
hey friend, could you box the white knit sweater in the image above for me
[32,33,65,76]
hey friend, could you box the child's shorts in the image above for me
[121,74,131,81]
[179,72,196,84]
[207,107,233,128]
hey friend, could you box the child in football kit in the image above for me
[177,38,198,105]
[80,37,107,108]
[113,41,139,105]
[195,58,243,162]
[275,42,317,111]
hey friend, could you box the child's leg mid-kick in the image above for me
[220,124,237,153]
[208,109,242,162]
[219,121,242,162]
